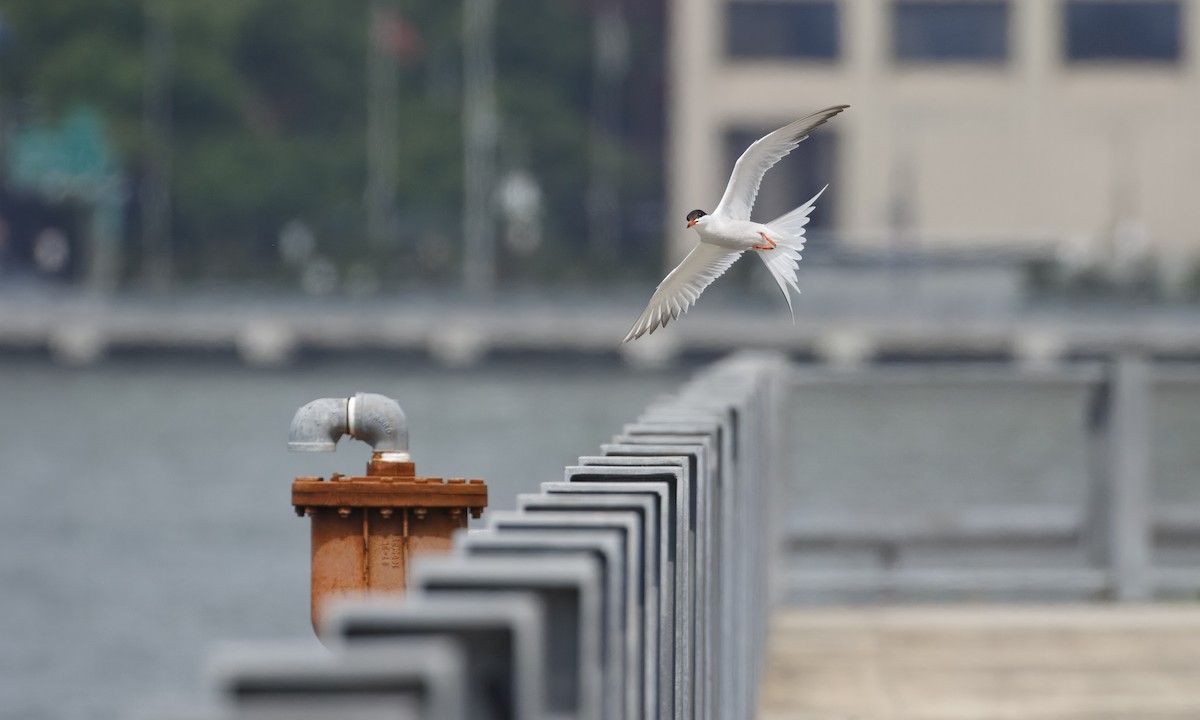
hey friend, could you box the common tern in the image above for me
[623,104,848,343]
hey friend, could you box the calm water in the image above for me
[1,360,1198,719]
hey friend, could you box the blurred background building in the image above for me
[670,0,1200,270]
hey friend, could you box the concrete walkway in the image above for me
[760,605,1200,720]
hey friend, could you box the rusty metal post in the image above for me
[293,456,487,632]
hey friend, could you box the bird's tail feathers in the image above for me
[758,184,826,320]
[766,183,826,240]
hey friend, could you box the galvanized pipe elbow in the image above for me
[287,393,409,460]
[348,392,409,458]
[288,397,349,452]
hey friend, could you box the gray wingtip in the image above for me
[807,104,850,130]
[784,104,851,146]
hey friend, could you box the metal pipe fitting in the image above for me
[288,397,348,452]
[288,393,409,460]
[289,392,484,633]
[348,393,409,459]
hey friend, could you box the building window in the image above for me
[1064,1,1182,62]
[726,1,840,60]
[893,1,1010,62]
[725,127,838,234]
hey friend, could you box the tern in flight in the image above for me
[623,104,848,343]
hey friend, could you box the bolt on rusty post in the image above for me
[288,394,487,634]
[292,454,488,634]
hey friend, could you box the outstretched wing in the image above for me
[623,243,743,343]
[712,105,848,221]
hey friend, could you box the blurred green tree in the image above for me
[0,0,658,287]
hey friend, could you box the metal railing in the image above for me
[138,349,1200,718]
[186,352,788,720]
[782,353,1200,603]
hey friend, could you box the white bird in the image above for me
[623,104,848,343]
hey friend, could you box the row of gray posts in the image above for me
[188,352,787,720]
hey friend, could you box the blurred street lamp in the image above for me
[33,228,71,276]
[142,0,173,290]
[499,169,543,255]
[587,0,629,260]
[462,0,498,295]
[365,1,410,250]
[301,256,339,296]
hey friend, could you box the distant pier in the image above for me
[5,289,1200,368]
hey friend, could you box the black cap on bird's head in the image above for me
[686,209,707,228]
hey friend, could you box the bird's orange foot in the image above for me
[752,232,777,251]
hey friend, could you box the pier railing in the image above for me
[781,353,1200,604]
[142,350,1200,719]
[199,351,788,720]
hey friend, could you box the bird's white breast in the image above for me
[696,216,771,251]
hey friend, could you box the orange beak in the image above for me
[687,220,697,228]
